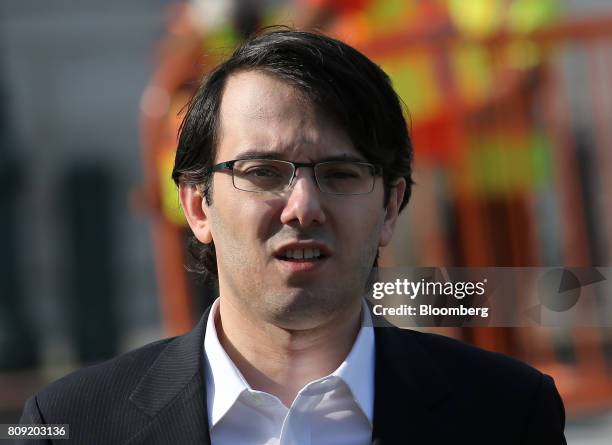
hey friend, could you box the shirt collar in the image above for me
[204,298,251,428]
[331,299,375,424]
[204,298,375,427]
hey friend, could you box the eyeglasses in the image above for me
[211,159,382,195]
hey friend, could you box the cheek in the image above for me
[336,202,386,252]
[210,196,282,253]
[251,197,287,242]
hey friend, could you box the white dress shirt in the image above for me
[204,298,375,445]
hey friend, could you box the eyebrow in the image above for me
[233,149,367,163]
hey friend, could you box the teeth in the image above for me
[282,248,323,260]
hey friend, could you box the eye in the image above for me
[325,170,359,179]
[321,167,362,180]
[246,167,282,177]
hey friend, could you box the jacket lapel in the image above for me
[126,307,213,445]
[371,327,450,444]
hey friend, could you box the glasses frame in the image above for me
[211,158,383,195]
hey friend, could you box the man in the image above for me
[20,29,566,444]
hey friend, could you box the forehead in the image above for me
[216,70,362,162]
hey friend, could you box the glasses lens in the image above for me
[232,160,293,192]
[316,162,375,194]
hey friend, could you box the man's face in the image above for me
[183,70,404,330]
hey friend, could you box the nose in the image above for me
[279,168,326,227]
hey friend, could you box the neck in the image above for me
[215,296,362,407]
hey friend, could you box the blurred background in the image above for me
[1,0,611,442]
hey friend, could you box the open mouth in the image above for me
[273,242,332,270]
[276,248,328,262]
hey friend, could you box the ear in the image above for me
[379,178,406,247]
[179,184,213,244]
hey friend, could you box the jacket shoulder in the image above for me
[27,337,175,436]
[402,329,546,394]
[409,331,542,379]
[374,328,565,443]
[404,329,566,443]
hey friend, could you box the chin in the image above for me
[264,287,354,328]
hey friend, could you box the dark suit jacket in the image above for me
[20,306,566,444]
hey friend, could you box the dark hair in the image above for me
[172,28,413,277]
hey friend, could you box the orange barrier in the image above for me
[359,15,612,415]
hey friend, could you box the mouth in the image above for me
[273,243,331,268]
[277,248,327,261]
